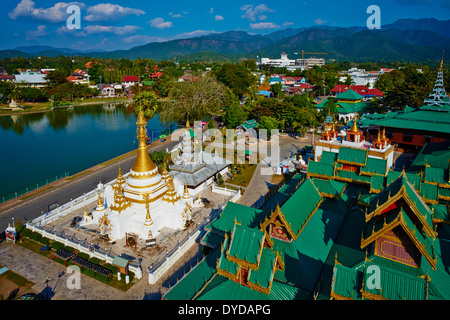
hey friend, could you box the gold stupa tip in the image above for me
[132,108,157,173]
[350,115,359,133]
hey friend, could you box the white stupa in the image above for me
[85,109,193,241]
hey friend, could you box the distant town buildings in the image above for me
[259,52,325,71]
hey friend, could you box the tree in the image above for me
[133,91,159,119]
[224,102,246,128]
[159,74,227,123]
[258,116,279,137]
[214,63,255,98]
[270,83,283,98]
[45,70,68,87]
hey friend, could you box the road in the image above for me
[0,139,180,231]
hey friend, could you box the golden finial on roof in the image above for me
[350,115,359,133]
[131,109,156,173]
[381,127,386,139]
[439,52,444,71]
[376,130,381,142]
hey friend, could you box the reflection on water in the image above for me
[0,102,176,198]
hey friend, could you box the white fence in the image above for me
[211,185,241,202]
[25,222,143,279]
[32,173,130,226]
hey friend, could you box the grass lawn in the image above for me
[226,162,258,188]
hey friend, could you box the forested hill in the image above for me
[2,18,450,63]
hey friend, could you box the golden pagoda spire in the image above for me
[439,52,444,71]
[144,194,153,226]
[183,183,190,200]
[376,130,381,142]
[350,115,359,133]
[132,109,157,173]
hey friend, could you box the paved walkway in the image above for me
[237,134,318,208]
[0,239,203,300]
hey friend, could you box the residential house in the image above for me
[122,75,140,88]
[101,85,115,97]
[67,69,90,85]
[0,74,14,82]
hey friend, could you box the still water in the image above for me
[0,102,175,198]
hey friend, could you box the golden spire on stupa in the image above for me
[131,108,157,173]
[350,115,359,133]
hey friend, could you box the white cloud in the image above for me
[172,30,219,39]
[314,18,328,24]
[149,17,173,29]
[215,15,224,21]
[169,12,184,18]
[26,25,48,40]
[9,0,86,23]
[83,25,141,35]
[282,21,294,27]
[210,8,214,14]
[85,3,145,22]
[56,24,141,36]
[122,35,165,44]
[241,4,274,22]
[258,15,267,21]
[250,22,280,30]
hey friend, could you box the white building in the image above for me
[169,121,230,196]
[14,69,49,88]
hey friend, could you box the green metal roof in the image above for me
[357,108,450,135]
[112,256,129,268]
[307,160,334,177]
[227,224,264,266]
[362,258,427,300]
[280,178,322,236]
[163,246,221,300]
[420,182,439,202]
[206,201,263,235]
[336,89,363,101]
[248,248,277,289]
[410,141,450,170]
[386,170,421,191]
[331,263,362,299]
[424,166,448,185]
[337,147,367,166]
[360,157,387,176]
[311,178,346,198]
[370,174,386,192]
[319,151,337,164]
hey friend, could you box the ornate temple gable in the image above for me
[366,175,436,240]
[216,225,284,295]
[361,207,437,270]
[260,205,296,243]
[262,178,323,242]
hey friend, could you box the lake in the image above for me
[0,102,175,200]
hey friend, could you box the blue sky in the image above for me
[2,0,450,51]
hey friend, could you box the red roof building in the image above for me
[330,85,384,98]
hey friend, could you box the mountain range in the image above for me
[2,18,449,63]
